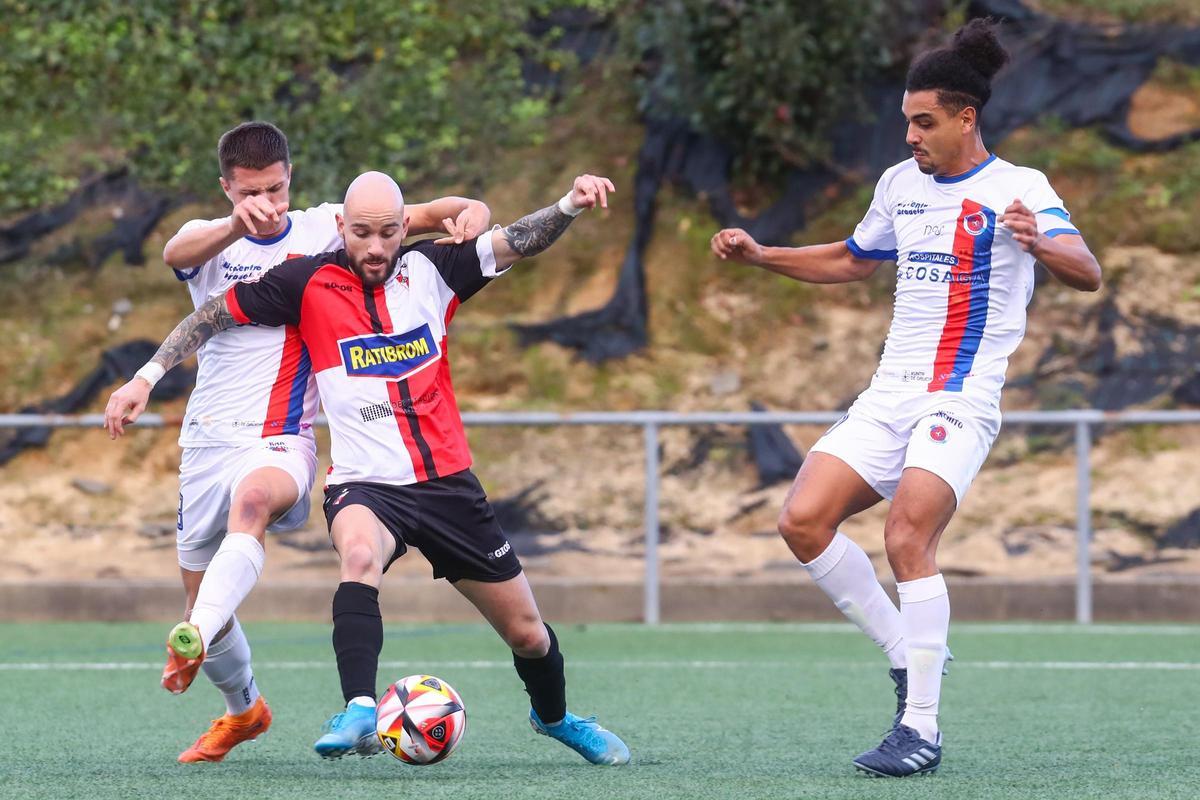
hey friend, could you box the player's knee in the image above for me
[505,619,549,657]
[339,539,382,581]
[777,505,833,559]
[231,484,274,530]
[883,518,932,573]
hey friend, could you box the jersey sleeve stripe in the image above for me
[1037,207,1071,221]
[1042,227,1080,238]
[225,286,251,325]
[845,237,898,261]
[173,267,201,281]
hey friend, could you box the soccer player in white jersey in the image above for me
[104,121,490,763]
[711,20,1101,777]
[107,170,630,766]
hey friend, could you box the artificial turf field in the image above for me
[2,622,1198,799]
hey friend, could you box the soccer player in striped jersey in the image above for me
[104,121,490,763]
[711,20,1101,777]
[107,170,630,766]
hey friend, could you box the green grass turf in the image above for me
[1,622,1198,799]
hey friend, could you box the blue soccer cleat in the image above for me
[313,702,383,760]
[853,724,942,777]
[890,646,955,725]
[530,709,630,765]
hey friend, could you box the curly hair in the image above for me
[906,18,1010,116]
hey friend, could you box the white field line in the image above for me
[2,659,1198,672]
[640,623,1200,636]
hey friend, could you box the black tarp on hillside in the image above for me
[0,340,193,465]
[515,0,1200,365]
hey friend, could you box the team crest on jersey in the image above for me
[929,424,948,443]
[338,324,440,380]
[961,211,989,236]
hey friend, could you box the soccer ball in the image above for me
[375,674,467,764]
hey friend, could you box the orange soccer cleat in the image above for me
[161,621,205,694]
[178,696,273,763]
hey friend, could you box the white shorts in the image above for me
[809,387,1001,506]
[176,436,318,571]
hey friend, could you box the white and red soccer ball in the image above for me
[375,674,467,765]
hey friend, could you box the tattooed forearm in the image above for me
[502,204,575,258]
[150,295,237,371]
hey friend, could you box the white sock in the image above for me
[897,574,949,743]
[190,532,265,650]
[802,532,906,668]
[200,616,260,716]
[348,696,376,709]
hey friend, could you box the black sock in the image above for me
[512,623,566,724]
[332,581,383,704]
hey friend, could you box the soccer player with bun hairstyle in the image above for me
[713,18,1100,777]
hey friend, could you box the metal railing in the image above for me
[5,408,1200,624]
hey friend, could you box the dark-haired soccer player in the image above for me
[107,170,630,766]
[712,19,1100,777]
[105,121,490,763]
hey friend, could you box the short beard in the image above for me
[350,257,397,287]
[915,161,936,175]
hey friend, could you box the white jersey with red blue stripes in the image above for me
[226,235,505,487]
[173,204,342,447]
[846,154,1078,399]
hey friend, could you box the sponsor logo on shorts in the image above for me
[486,541,512,560]
[933,411,963,429]
[929,424,948,443]
[267,441,290,453]
[177,493,184,531]
[338,325,440,380]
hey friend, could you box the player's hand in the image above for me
[229,196,289,238]
[1001,198,1040,253]
[103,378,152,439]
[711,228,763,264]
[433,202,490,245]
[569,174,615,211]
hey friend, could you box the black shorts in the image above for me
[323,469,521,583]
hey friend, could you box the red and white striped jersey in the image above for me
[846,155,1078,400]
[227,235,505,486]
[173,204,343,447]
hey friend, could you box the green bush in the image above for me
[0,0,602,216]
[628,0,901,181]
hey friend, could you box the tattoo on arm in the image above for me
[150,295,237,371]
[502,204,575,258]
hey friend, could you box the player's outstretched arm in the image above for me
[407,197,492,245]
[1001,199,1101,292]
[490,174,615,270]
[103,295,237,439]
[711,228,880,284]
[163,195,289,269]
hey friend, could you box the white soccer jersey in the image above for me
[172,204,343,447]
[846,154,1078,398]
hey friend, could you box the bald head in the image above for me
[344,170,404,213]
[338,171,408,287]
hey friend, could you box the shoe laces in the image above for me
[196,716,238,748]
[322,712,348,734]
[878,724,921,754]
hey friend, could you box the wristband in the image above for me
[557,192,586,217]
[135,362,166,388]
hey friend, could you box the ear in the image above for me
[336,213,344,239]
[219,176,233,203]
[961,106,978,135]
[402,212,410,238]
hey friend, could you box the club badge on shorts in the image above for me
[929,424,948,443]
